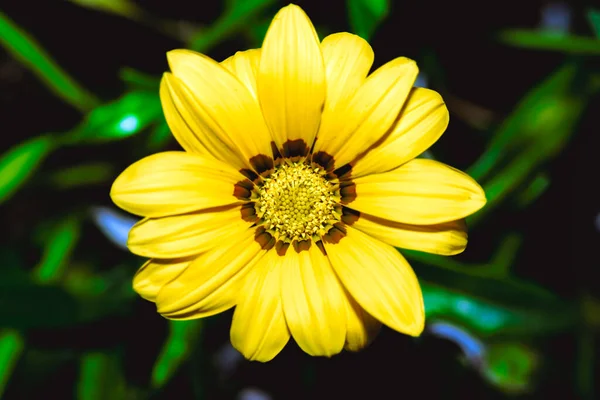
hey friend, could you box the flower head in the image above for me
[110,4,486,361]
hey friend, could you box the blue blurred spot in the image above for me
[91,207,138,250]
[118,115,139,133]
[414,72,428,88]
[428,321,486,366]
[540,2,571,34]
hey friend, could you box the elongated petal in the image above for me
[128,205,252,258]
[231,250,290,362]
[344,292,382,351]
[156,229,265,319]
[352,88,449,177]
[167,50,273,170]
[160,75,245,170]
[321,33,373,115]
[351,212,468,255]
[258,4,326,156]
[110,152,243,218]
[133,257,193,302]
[280,245,346,357]
[314,57,418,169]
[221,49,261,98]
[325,227,424,336]
[352,159,486,225]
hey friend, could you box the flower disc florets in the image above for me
[254,160,341,243]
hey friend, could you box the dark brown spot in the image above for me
[333,164,352,180]
[315,240,327,256]
[292,239,312,253]
[240,203,258,222]
[312,151,335,171]
[270,141,282,160]
[322,222,347,244]
[340,181,356,204]
[282,139,309,158]
[233,179,253,200]
[275,240,290,256]
[249,154,274,174]
[240,168,259,181]
[254,227,276,250]
[341,207,360,225]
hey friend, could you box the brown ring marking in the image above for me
[292,239,312,253]
[341,207,360,225]
[282,139,309,158]
[275,240,290,256]
[254,226,276,250]
[340,181,356,204]
[233,179,254,200]
[240,203,259,223]
[322,222,347,244]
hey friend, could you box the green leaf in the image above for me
[515,172,551,207]
[586,9,600,38]
[188,0,275,52]
[0,281,80,329]
[421,279,574,337]
[32,217,81,284]
[498,29,600,54]
[152,320,203,389]
[47,162,115,189]
[0,275,133,329]
[78,352,127,400]
[466,63,591,223]
[147,120,173,151]
[119,67,160,91]
[347,0,389,40]
[0,330,24,398]
[65,91,162,143]
[483,343,539,394]
[0,135,55,204]
[0,11,99,112]
[67,0,144,20]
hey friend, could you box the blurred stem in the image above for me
[187,0,275,52]
[0,330,24,398]
[468,151,539,226]
[576,328,595,399]
[0,11,99,112]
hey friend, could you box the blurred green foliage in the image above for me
[0,11,99,111]
[0,0,597,398]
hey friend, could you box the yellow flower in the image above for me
[110,4,486,361]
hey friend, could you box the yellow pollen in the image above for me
[255,161,339,242]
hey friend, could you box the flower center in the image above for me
[254,161,340,243]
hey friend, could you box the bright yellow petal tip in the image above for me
[110,3,487,362]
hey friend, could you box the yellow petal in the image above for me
[314,57,418,169]
[352,87,449,177]
[133,257,193,302]
[320,32,373,115]
[280,244,346,357]
[167,50,274,170]
[350,212,468,255]
[156,229,265,319]
[344,291,382,352]
[257,4,326,156]
[221,49,261,99]
[110,152,243,218]
[230,250,290,362]
[160,74,245,171]
[325,226,424,336]
[352,159,486,225]
[128,205,251,258]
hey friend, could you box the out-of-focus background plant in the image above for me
[0,0,598,398]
